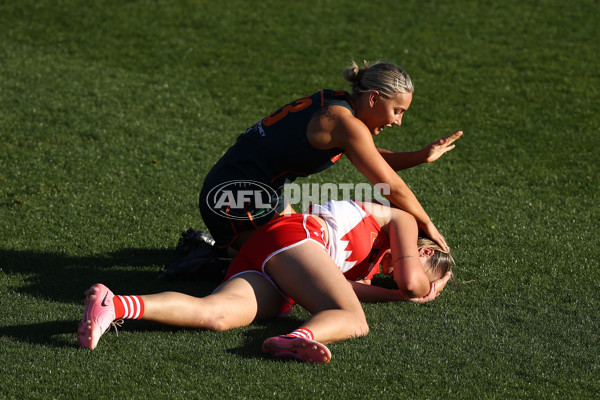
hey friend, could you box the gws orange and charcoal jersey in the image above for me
[199,90,354,247]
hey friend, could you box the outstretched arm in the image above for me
[330,114,449,251]
[378,131,463,171]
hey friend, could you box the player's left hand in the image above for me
[408,271,452,303]
[408,282,438,303]
[432,271,452,294]
[421,131,463,163]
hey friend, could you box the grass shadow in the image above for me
[0,318,203,349]
[0,320,79,348]
[0,248,220,303]
[0,317,310,352]
[224,317,307,361]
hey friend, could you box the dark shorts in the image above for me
[199,187,287,248]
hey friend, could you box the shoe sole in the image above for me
[262,336,331,364]
[77,284,110,350]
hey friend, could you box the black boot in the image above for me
[159,229,228,282]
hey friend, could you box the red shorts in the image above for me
[223,213,328,315]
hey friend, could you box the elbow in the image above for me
[401,280,430,298]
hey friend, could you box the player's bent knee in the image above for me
[354,318,370,338]
[345,311,369,338]
[201,314,240,331]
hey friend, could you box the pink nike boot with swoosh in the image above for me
[77,283,117,350]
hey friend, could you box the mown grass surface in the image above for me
[1,0,598,398]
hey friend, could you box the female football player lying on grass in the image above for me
[78,200,454,364]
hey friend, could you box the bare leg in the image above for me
[140,272,285,331]
[265,241,369,344]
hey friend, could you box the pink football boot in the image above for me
[77,283,117,350]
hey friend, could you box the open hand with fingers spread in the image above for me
[421,131,463,163]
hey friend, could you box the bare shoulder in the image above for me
[307,104,361,149]
[329,105,372,149]
[311,103,346,122]
[310,104,359,132]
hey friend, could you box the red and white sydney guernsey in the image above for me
[308,200,390,281]
[222,199,392,315]
[224,199,391,283]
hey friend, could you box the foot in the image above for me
[176,228,216,256]
[262,336,331,364]
[159,247,228,281]
[77,283,117,350]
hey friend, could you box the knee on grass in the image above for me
[339,311,370,340]
[352,317,370,339]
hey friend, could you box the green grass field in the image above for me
[1,0,598,398]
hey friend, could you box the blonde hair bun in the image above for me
[343,59,414,98]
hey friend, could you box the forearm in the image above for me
[386,215,432,298]
[378,148,425,171]
[385,183,431,227]
[349,280,409,302]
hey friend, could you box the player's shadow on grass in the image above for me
[0,318,226,349]
[225,317,309,361]
[0,248,219,303]
[0,320,78,348]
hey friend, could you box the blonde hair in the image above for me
[417,237,455,279]
[343,60,414,98]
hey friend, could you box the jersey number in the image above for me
[262,96,312,127]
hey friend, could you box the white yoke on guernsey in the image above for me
[308,200,388,279]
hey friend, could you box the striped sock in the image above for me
[285,328,314,341]
[113,295,145,320]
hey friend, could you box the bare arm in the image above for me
[349,277,450,304]
[348,280,408,302]
[377,131,463,171]
[350,202,435,300]
[306,106,449,251]
[387,211,431,298]
[377,149,424,170]
[333,114,448,251]
[349,204,454,302]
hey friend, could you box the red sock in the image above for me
[113,295,145,319]
[285,328,314,341]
